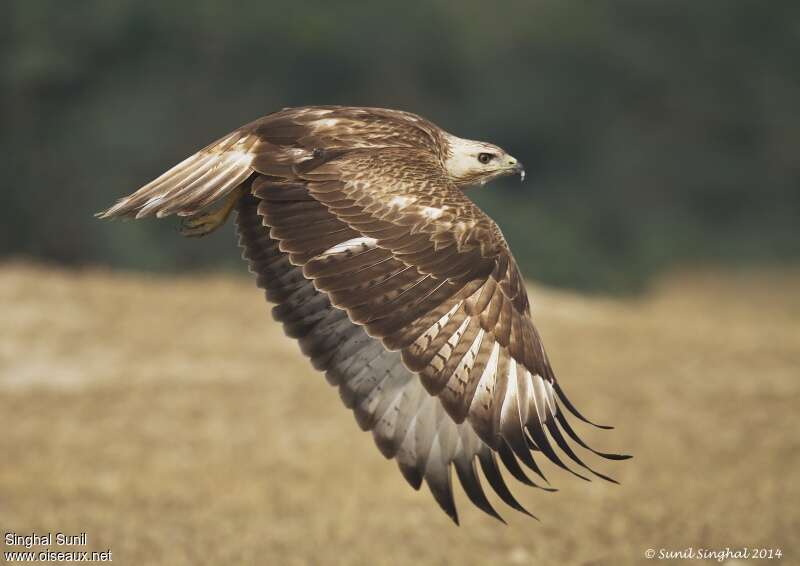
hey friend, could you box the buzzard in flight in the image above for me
[99,106,628,523]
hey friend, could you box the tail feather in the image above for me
[97,130,261,220]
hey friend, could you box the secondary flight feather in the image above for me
[99,105,629,523]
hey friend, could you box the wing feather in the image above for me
[284,148,628,492]
[237,194,562,522]
[98,131,261,219]
[103,106,628,523]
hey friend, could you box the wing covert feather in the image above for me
[99,107,627,522]
[236,195,550,523]
[104,106,628,523]
[243,144,628,520]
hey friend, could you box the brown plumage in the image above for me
[99,105,629,524]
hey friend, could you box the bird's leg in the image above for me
[179,185,246,238]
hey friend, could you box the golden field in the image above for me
[1,262,798,565]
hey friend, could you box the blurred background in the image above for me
[3,0,798,292]
[2,2,799,565]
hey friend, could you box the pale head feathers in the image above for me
[442,133,523,188]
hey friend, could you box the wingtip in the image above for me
[96,200,130,220]
[609,453,633,461]
[553,382,615,430]
[474,500,507,525]
[95,205,119,219]
[595,472,619,485]
[443,505,460,526]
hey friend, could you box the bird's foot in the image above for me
[179,186,244,237]
[179,208,231,237]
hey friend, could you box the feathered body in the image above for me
[100,106,628,523]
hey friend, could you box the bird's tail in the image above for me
[96,129,261,220]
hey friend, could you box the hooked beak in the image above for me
[505,157,525,182]
[514,162,526,182]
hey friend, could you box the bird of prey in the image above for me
[99,105,628,523]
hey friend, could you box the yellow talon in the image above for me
[180,186,245,238]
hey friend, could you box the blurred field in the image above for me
[1,262,798,565]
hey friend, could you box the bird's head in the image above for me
[442,134,525,188]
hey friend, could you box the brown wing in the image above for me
[257,147,627,489]
[237,193,553,523]
[97,128,262,219]
[97,105,446,220]
[100,106,628,522]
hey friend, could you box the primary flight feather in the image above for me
[99,105,629,524]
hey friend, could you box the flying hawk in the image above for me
[99,106,628,523]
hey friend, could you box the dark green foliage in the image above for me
[3,0,798,292]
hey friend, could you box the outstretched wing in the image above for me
[237,194,552,523]
[97,128,262,219]
[99,106,628,522]
[97,106,445,220]
[256,148,628,496]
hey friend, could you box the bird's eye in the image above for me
[477,152,494,164]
